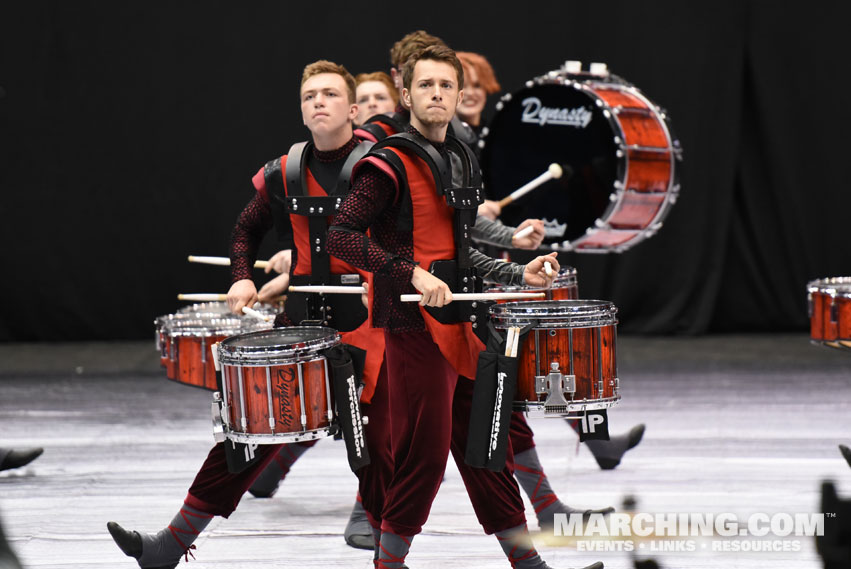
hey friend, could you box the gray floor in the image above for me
[1,334,850,568]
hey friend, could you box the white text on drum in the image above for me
[521,97,592,128]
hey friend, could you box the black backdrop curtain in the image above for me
[1,0,849,341]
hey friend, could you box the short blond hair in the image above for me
[301,60,357,103]
[354,71,399,106]
[389,30,447,69]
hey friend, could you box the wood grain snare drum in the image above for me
[214,327,341,444]
[489,299,620,416]
[808,277,851,349]
[486,266,578,302]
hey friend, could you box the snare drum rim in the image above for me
[808,277,851,297]
[166,315,272,338]
[486,267,578,294]
[489,299,618,328]
[217,326,341,364]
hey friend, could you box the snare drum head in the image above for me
[166,313,271,337]
[488,267,577,293]
[482,83,620,247]
[218,326,340,363]
[489,299,617,328]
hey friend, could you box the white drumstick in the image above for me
[178,293,227,302]
[242,306,273,322]
[544,261,553,277]
[510,326,521,357]
[400,292,546,302]
[289,285,367,294]
[188,255,269,270]
[512,224,535,241]
[505,327,516,357]
[498,163,563,208]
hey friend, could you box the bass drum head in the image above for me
[481,83,620,249]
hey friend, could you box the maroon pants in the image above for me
[509,412,537,455]
[185,439,317,517]
[380,330,526,536]
[357,362,393,530]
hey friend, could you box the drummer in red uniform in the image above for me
[327,43,602,569]
[106,60,391,569]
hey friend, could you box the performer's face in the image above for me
[300,73,357,136]
[403,59,463,128]
[355,81,396,125]
[456,64,485,125]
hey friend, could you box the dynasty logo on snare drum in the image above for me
[520,97,592,128]
[276,368,297,430]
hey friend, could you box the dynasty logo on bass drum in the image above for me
[520,97,592,128]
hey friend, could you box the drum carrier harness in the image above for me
[362,130,490,330]
[263,140,373,331]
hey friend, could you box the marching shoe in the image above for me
[585,424,645,470]
[0,448,43,471]
[106,522,178,569]
[343,499,374,550]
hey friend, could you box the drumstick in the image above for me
[400,292,546,302]
[241,306,273,323]
[497,163,563,208]
[510,326,521,358]
[288,285,367,294]
[188,255,270,270]
[505,327,516,357]
[544,261,554,277]
[178,293,227,302]
[512,224,535,241]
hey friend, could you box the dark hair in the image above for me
[389,30,447,69]
[401,44,464,91]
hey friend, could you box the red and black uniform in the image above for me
[185,135,390,518]
[327,127,528,537]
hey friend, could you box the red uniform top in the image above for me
[233,138,385,403]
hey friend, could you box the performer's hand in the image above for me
[227,279,259,315]
[258,272,289,303]
[361,281,370,309]
[477,199,501,221]
[411,266,453,307]
[265,249,292,274]
[512,219,546,250]
[523,253,559,287]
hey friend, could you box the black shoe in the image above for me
[107,522,142,559]
[0,448,43,472]
[247,463,283,498]
[840,444,851,468]
[107,522,179,569]
[343,500,374,550]
[588,424,645,470]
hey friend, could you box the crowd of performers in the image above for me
[106,31,647,569]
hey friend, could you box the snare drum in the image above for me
[486,267,578,302]
[489,300,619,416]
[807,277,851,349]
[481,66,682,252]
[215,327,340,444]
[164,314,272,390]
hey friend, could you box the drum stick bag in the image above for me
[465,321,535,471]
[325,345,371,472]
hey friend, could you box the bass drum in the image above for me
[481,67,682,252]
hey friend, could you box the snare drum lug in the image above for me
[535,375,547,396]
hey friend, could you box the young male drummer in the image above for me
[360,30,619,536]
[327,44,602,569]
[106,60,392,569]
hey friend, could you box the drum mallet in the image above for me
[188,255,269,270]
[497,163,564,208]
